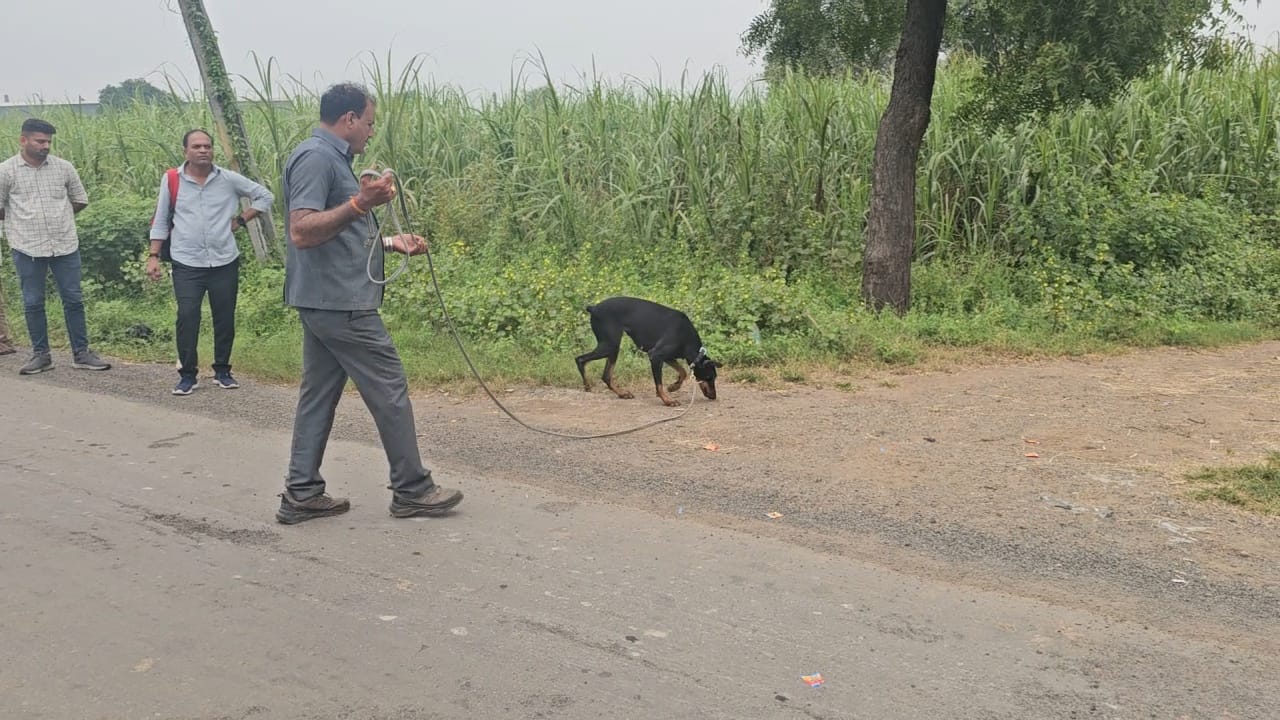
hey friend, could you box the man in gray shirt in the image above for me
[275,82,463,524]
[147,128,273,395]
[0,118,110,374]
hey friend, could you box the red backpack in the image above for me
[149,168,179,262]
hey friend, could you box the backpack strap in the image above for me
[149,168,181,262]
[166,167,179,220]
[149,168,180,227]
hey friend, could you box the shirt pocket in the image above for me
[22,176,68,204]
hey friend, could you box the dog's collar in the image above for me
[693,346,707,364]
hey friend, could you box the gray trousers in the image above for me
[285,308,433,501]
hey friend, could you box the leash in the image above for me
[360,169,411,286]
[363,169,699,439]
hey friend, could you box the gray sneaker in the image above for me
[72,349,111,371]
[390,485,464,518]
[19,353,52,375]
[276,491,351,525]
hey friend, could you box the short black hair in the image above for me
[319,83,374,124]
[183,128,213,148]
[21,118,56,136]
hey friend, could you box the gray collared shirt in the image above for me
[282,127,385,311]
[0,153,89,258]
[149,163,273,268]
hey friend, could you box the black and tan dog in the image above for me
[575,296,721,406]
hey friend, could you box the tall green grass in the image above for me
[8,49,1275,264]
[2,47,1278,383]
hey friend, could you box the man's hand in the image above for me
[356,171,396,210]
[145,256,164,281]
[385,233,427,256]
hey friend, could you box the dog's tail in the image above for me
[584,303,596,315]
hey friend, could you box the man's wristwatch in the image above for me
[234,215,248,229]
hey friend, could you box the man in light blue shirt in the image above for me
[146,128,273,395]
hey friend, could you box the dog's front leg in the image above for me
[651,356,679,406]
[664,360,688,393]
[654,384,678,406]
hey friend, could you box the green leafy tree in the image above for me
[949,0,1250,126]
[742,0,1256,312]
[742,0,904,77]
[97,78,171,109]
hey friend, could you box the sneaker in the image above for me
[213,371,239,389]
[276,491,351,525]
[389,485,464,518]
[172,377,199,395]
[19,353,52,375]
[72,349,111,371]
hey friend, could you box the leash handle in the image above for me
[362,169,411,286]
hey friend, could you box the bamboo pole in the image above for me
[176,0,276,260]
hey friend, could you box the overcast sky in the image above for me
[2,1,1277,104]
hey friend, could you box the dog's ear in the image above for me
[710,360,722,369]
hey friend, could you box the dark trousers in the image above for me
[10,250,89,355]
[172,258,239,379]
[285,308,433,501]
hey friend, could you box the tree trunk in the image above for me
[860,0,947,313]
[176,0,276,261]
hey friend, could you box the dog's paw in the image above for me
[666,382,684,393]
[617,391,634,400]
[662,399,681,407]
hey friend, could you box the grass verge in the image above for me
[1187,453,1280,516]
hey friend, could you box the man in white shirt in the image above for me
[0,118,110,374]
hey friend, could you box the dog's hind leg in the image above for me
[575,344,613,391]
[664,360,688,393]
[603,353,634,399]
[576,312,624,392]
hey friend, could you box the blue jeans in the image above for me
[10,250,90,355]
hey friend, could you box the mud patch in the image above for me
[143,511,280,546]
[536,501,579,514]
[66,530,115,552]
[148,431,196,449]
[873,613,946,644]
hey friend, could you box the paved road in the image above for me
[1,371,1274,719]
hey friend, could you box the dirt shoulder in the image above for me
[425,341,1280,651]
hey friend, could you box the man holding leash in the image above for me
[274,82,463,524]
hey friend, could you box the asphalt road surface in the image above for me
[1,363,1275,720]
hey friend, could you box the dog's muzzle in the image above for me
[692,346,717,399]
